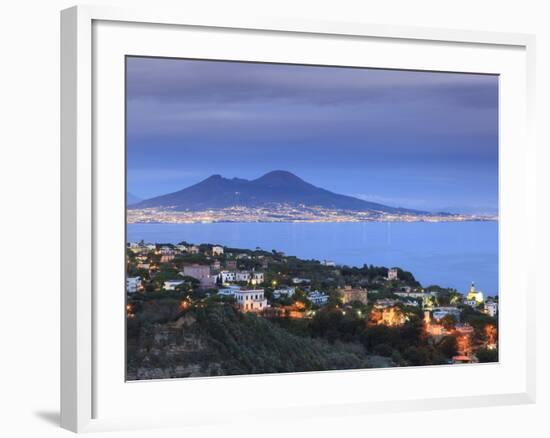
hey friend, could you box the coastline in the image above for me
[127,209,498,225]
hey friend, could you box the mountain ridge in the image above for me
[130,170,431,215]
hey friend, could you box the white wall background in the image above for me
[0,0,547,436]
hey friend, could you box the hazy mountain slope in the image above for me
[131,170,427,214]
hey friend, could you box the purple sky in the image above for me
[126,56,498,214]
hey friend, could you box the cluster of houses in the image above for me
[214,284,331,313]
[127,242,498,326]
[126,241,263,291]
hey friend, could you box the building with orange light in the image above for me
[338,286,368,305]
[464,282,484,306]
[160,254,175,263]
[484,324,498,348]
[380,307,407,326]
[250,272,264,285]
[425,324,446,336]
[452,355,474,364]
[370,306,407,327]
[453,323,475,359]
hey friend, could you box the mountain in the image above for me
[130,170,428,214]
[127,192,143,206]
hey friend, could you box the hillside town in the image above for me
[126,241,498,379]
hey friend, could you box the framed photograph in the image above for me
[61,5,536,433]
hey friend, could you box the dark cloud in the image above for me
[126,57,497,107]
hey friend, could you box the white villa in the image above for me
[395,290,431,299]
[374,298,398,309]
[251,272,264,285]
[218,270,236,283]
[273,287,295,299]
[432,307,461,321]
[236,271,251,282]
[218,285,241,296]
[159,246,174,255]
[484,300,498,317]
[308,290,330,306]
[163,279,185,291]
[126,276,142,294]
[234,289,268,312]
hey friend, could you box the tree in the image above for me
[437,335,458,358]
[476,348,498,363]
[403,346,429,366]
[373,343,393,357]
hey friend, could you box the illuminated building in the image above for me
[380,307,407,326]
[370,306,407,326]
[160,254,175,263]
[338,286,368,305]
[159,246,174,255]
[234,289,268,312]
[465,282,484,305]
[251,272,264,285]
[484,324,498,349]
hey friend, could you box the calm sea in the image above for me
[127,221,498,296]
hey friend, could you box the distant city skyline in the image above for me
[127,57,498,215]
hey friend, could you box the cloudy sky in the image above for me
[126,56,498,214]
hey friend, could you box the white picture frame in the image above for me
[61,4,537,433]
